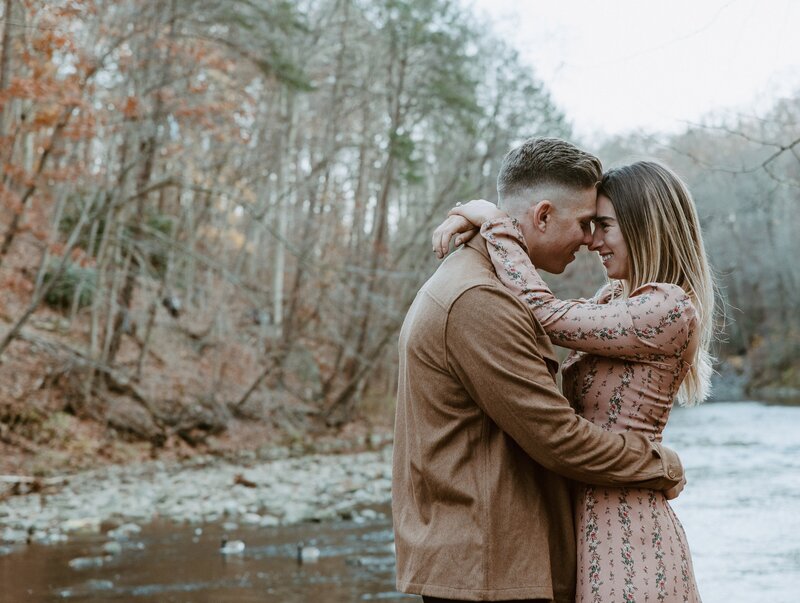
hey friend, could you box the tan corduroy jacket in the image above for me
[392,237,684,602]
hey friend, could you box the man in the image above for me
[392,138,684,603]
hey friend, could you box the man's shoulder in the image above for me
[402,246,558,374]
[423,246,510,310]
[401,247,521,350]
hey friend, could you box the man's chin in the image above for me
[548,257,576,274]
[539,264,565,275]
[530,254,572,274]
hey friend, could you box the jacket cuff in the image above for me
[654,443,684,485]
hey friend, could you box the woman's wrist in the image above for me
[482,209,508,224]
[480,213,516,232]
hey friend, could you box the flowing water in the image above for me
[1,401,798,602]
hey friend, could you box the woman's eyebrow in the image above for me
[593,215,615,222]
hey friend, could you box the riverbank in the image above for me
[2,401,799,603]
[1,437,393,552]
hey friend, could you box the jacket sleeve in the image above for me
[480,217,697,360]
[445,284,683,488]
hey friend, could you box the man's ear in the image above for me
[532,200,552,232]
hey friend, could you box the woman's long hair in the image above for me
[598,161,716,406]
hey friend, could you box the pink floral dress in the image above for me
[481,217,702,603]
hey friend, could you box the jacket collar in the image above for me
[465,234,490,261]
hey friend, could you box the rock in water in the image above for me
[68,556,109,570]
[62,518,102,535]
[297,542,320,564]
[107,522,142,540]
[220,538,245,555]
[102,541,123,555]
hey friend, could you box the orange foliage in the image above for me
[31,105,62,128]
[70,247,86,263]
[30,228,47,242]
[0,273,34,295]
[3,77,47,101]
[122,96,140,119]
[188,81,209,95]
[3,164,35,189]
[0,187,24,214]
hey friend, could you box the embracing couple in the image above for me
[392,138,712,602]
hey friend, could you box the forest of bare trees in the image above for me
[0,0,797,466]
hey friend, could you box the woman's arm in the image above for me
[432,200,506,259]
[482,216,697,359]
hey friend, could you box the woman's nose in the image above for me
[589,230,603,251]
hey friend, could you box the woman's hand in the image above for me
[448,199,506,227]
[432,200,508,259]
[432,215,477,259]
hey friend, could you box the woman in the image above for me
[433,160,713,603]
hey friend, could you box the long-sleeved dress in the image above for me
[480,217,702,603]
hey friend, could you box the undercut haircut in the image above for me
[497,137,603,201]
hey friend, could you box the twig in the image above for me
[0,475,68,485]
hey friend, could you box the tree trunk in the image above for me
[105,0,177,367]
[0,0,15,137]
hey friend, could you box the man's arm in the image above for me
[445,284,683,489]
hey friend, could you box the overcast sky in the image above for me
[464,0,800,140]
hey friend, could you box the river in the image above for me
[1,400,798,602]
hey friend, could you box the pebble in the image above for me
[107,523,142,540]
[62,518,101,534]
[68,555,110,570]
[0,446,394,548]
[102,541,123,555]
[259,515,280,527]
[86,579,115,590]
[1,528,29,544]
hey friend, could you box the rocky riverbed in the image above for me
[0,440,394,554]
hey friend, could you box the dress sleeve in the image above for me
[480,217,697,360]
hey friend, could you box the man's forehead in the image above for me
[569,188,598,219]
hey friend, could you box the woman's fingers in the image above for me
[439,216,460,257]
[432,215,473,259]
[432,219,451,259]
[433,200,500,260]
[431,224,444,258]
[454,228,478,247]
[437,223,450,259]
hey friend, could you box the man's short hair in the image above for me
[497,137,603,200]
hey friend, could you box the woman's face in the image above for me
[590,195,630,280]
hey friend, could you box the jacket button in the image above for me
[668,468,677,479]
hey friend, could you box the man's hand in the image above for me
[664,474,686,500]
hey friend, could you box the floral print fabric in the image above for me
[481,217,702,603]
